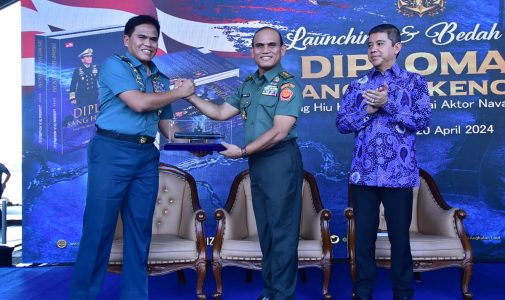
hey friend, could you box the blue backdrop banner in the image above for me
[21,0,505,262]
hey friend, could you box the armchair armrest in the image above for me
[344,207,357,281]
[213,208,226,262]
[418,206,460,238]
[301,207,330,240]
[194,209,207,261]
[301,207,331,236]
[344,207,354,220]
[180,208,207,240]
[320,209,332,261]
[344,207,355,240]
[214,208,248,240]
[320,209,331,224]
[455,209,473,263]
[344,207,355,249]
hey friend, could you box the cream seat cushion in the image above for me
[221,236,323,260]
[375,232,465,260]
[109,234,198,263]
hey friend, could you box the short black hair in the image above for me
[252,26,284,47]
[368,23,401,45]
[124,15,160,37]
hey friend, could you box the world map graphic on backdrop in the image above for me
[21,0,505,262]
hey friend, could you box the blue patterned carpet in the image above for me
[1,262,504,299]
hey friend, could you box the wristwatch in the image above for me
[241,146,249,157]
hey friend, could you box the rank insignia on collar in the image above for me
[280,87,294,101]
[273,76,280,83]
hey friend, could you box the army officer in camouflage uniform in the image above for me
[185,26,303,300]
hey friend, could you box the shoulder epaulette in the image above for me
[114,54,145,91]
[117,54,169,80]
[115,54,129,62]
[280,70,293,79]
[245,75,254,82]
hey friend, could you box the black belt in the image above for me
[96,127,155,144]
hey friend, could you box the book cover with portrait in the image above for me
[35,26,124,155]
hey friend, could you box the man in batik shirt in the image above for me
[336,24,431,300]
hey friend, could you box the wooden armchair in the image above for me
[212,169,332,299]
[344,168,473,299]
[108,163,207,299]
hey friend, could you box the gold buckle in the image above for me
[139,136,147,144]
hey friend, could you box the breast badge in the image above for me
[262,85,278,97]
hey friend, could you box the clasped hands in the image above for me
[363,83,388,114]
[171,79,243,159]
[172,78,196,98]
[171,78,210,157]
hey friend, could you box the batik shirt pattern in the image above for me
[336,64,431,187]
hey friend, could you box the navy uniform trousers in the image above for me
[248,139,303,300]
[351,185,414,299]
[71,134,160,300]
